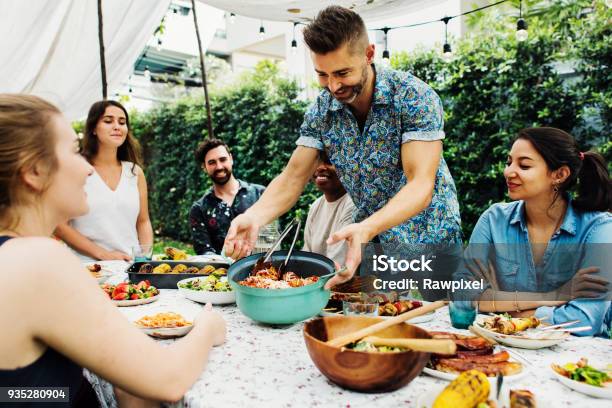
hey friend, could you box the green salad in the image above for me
[179,274,232,292]
[553,358,611,387]
[563,362,610,387]
[349,341,406,353]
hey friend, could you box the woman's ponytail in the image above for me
[573,151,612,212]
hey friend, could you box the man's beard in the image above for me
[211,169,232,185]
[329,64,369,104]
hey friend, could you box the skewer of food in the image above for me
[481,314,541,335]
[325,291,423,316]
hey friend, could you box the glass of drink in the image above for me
[132,244,153,262]
[448,290,478,329]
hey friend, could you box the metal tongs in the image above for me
[251,218,301,275]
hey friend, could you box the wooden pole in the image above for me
[97,0,108,99]
[190,0,214,139]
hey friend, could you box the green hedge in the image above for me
[131,61,315,244]
[126,2,609,244]
[391,1,610,238]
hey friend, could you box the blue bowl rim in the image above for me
[228,250,334,297]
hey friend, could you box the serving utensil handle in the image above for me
[262,218,300,264]
[327,300,447,348]
[362,336,457,354]
[280,218,301,271]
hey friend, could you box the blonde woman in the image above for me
[0,94,226,406]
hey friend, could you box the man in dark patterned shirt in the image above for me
[189,139,264,255]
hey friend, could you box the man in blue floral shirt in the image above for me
[189,139,264,255]
[224,6,461,288]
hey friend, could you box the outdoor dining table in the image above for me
[89,262,611,408]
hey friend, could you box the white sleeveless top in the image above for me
[70,161,140,261]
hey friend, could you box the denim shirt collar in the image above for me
[559,199,578,235]
[327,63,392,112]
[509,198,578,236]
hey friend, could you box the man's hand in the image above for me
[223,213,260,260]
[324,223,374,289]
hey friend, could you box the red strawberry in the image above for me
[112,292,128,300]
[115,282,129,293]
[135,281,148,291]
[130,293,140,300]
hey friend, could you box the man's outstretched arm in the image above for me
[224,146,320,259]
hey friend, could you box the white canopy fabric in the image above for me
[197,0,444,23]
[0,0,443,120]
[0,0,170,120]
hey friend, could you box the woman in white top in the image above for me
[55,100,153,261]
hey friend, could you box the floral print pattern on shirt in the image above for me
[296,64,462,244]
[189,179,264,254]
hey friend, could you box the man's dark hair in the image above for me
[194,138,230,164]
[319,150,332,165]
[302,5,368,54]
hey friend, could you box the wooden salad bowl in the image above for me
[303,316,431,393]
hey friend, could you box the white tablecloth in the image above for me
[89,264,611,408]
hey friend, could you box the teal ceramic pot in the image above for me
[228,250,334,324]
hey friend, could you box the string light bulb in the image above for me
[441,17,453,62]
[229,13,236,24]
[382,27,390,64]
[144,65,151,80]
[259,21,265,39]
[442,43,453,62]
[291,22,298,55]
[516,0,528,42]
[516,19,528,41]
[156,38,162,51]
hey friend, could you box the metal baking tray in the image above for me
[126,260,229,289]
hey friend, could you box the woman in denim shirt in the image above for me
[461,127,611,337]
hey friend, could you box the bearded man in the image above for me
[189,138,264,255]
[224,6,462,289]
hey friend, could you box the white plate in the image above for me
[551,367,612,399]
[136,324,193,339]
[472,316,569,349]
[113,295,159,307]
[177,277,235,305]
[188,254,233,264]
[417,383,542,408]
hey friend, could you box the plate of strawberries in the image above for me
[100,280,160,306]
